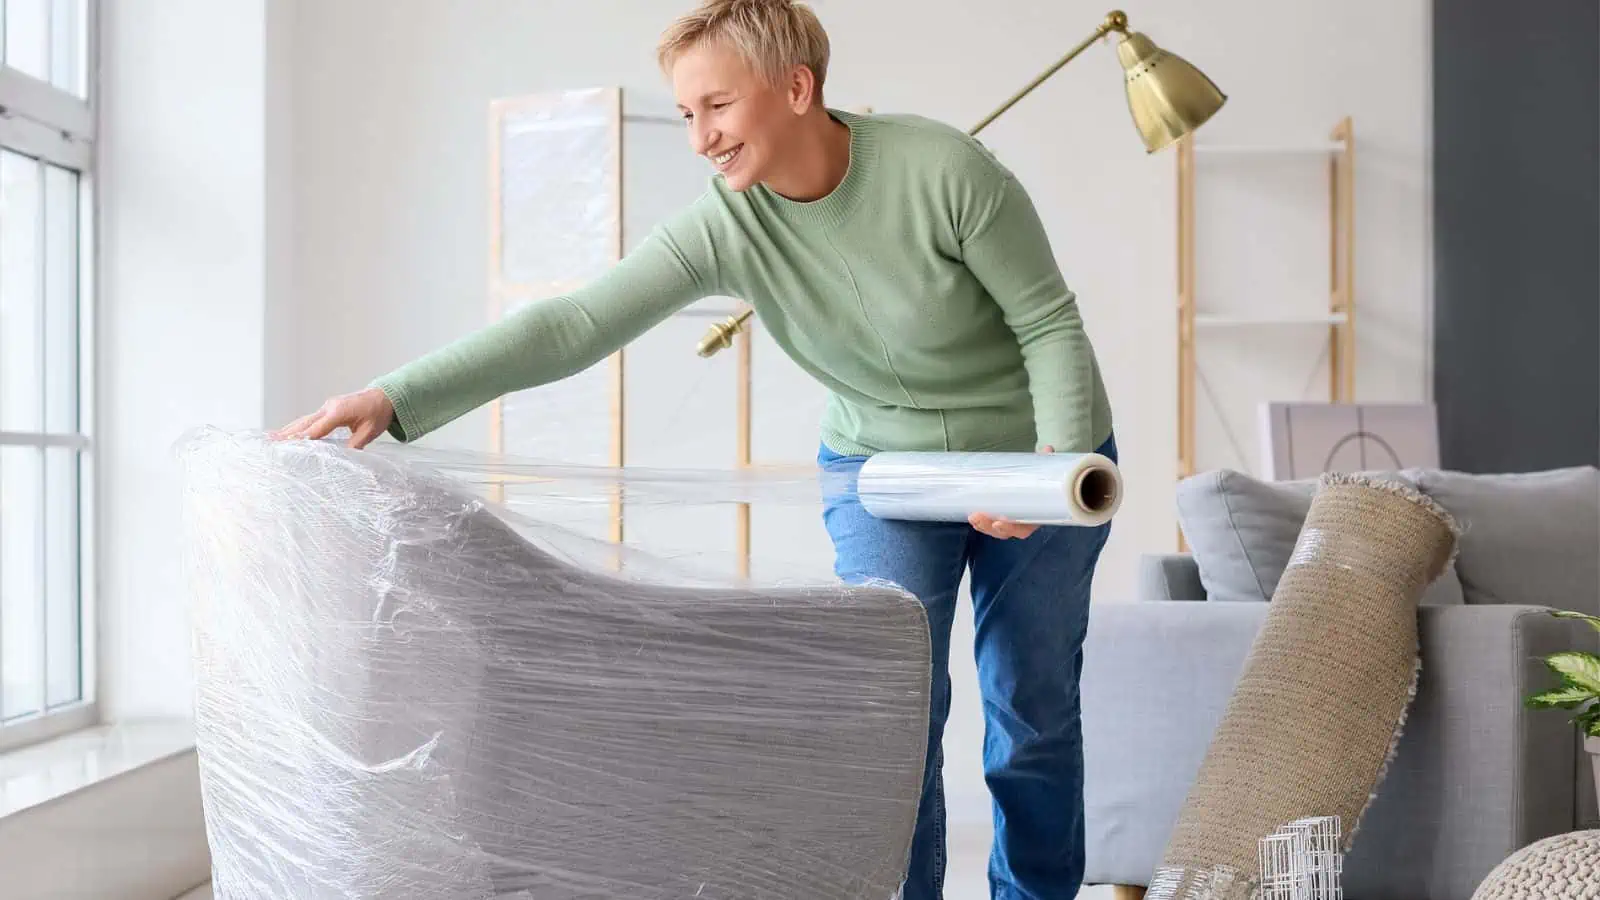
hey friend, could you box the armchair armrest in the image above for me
[1136,553,1208,603]
[1082,601,1588,899]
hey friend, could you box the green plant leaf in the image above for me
[1577,707,1600,738]
[1527,686,1596,709]
[1551,609,1600,633]
[1546,651,1600,694]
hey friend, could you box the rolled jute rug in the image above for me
[1148,473,1459,898]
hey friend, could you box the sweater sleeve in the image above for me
[371,227,713,442]
[954,152,1098,454]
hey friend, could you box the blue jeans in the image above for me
[818,434,1116,900]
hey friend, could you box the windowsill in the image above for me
[0,718,196,820]
[0,717,211,898]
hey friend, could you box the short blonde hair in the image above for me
[657,0,830,102]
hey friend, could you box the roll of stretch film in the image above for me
[857,451,1123,527]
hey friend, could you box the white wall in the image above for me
[265,0,297,423]
[99,0,276,719]
[278,0,1431,829]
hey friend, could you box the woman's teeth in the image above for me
[714,146,741,166]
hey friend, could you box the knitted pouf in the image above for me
[1471,830,1600,899]
[1147,474,1459,899]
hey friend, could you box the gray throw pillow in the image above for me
[1175,468,1467,606]
[1415,466,1599,614]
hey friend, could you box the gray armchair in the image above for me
[181,431,931,900]
[1081,465,1600,899]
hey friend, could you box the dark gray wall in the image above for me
[1432,0,1598,473]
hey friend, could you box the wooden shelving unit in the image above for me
[1175,117,1355,547]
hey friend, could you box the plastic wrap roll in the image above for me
[857,451,1123,526]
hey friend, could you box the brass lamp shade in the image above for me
[1116,31,1227,153]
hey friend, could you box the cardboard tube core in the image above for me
[1075,466,1120,514]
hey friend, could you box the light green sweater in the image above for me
[373,109,1113,456]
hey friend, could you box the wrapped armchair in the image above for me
[1081,465,1600,899]
[179,430,931,900]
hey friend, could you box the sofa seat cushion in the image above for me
[1415,466,1599,614]
[1175,468,1467,606]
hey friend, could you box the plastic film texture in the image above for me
[178,429,936,900]
[492,88,622,473]
[495,87,618,293]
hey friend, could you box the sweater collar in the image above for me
[753,108,878,229]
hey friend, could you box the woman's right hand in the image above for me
[272,387,395,449]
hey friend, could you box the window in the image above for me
[0,0,95,753]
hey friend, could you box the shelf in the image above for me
[1194,313,1349,327]
[1191,141,1346,156]
[1175,117,1355,516]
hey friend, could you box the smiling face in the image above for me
[672,40,814,192]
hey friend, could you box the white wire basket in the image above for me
[1144,815,1346,900]
[1258,815,1344,900]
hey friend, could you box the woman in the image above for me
[276,1,1114,897]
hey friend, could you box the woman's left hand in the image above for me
[968,444,1053,540]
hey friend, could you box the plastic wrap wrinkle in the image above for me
[178,429,942,899]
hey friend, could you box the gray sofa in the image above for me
[1081,464,1600,899]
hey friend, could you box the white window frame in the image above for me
[0,0,98,754]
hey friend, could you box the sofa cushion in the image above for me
[1414,466,1599,614]
[1175,468,1467,606]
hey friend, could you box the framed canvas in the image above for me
[1258,402,1439,480]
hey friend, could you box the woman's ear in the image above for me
[786,65,818,114]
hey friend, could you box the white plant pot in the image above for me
[1588,736,1600,813]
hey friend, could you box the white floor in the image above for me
[946,826,1116,898]
[176,842,1118,899]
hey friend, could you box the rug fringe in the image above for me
[1344,647,1423,849]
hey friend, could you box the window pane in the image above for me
[44,446,77,706]
[47,0,81,96]
[44,164,75,434]
[1,444,45,721]
[0,150,42,433]
[2,0,47,84]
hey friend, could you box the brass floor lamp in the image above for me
[696,10,1227,584]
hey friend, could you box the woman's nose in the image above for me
[691,124,719,155]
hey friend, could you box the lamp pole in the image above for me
[969,11,1131,137]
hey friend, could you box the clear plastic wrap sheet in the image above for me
[494,87,619,293]
[491,87,622,479]
[177,428,1126,898]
